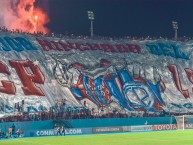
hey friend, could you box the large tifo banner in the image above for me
[1,31,193,116]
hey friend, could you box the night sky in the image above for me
[47,0,193,38]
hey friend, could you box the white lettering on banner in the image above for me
[152,124,177,131]
[122,126,131,132]
[65,129,82,135]
[36,130,56,136]
[95,128,120,132]
[35,129,82,136]
[131,125,152,131]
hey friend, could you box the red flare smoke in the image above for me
[0,0,49,34]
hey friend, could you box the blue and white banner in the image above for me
[1,31,193,116]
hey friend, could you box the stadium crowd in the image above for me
[0,97,187,123]
[0,26,193,41]
[0,98,163,122]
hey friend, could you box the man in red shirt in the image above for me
[16,129,22,137]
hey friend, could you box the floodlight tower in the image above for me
[172,21,178,40]
[87,11,95,37]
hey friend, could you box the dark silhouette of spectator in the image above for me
[12,124,15,134]
[61,126,65,136]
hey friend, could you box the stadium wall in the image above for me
[0,119,182,137]
[63,117,175,128]
[0,117,175,133]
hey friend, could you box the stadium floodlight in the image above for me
[87,11,95,37]
[172,21,178,40]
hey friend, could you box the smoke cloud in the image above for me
[0,0,49,33]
